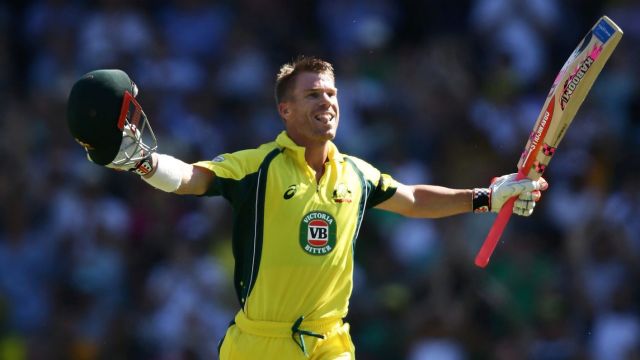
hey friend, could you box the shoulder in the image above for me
[343,154,399,195]
[194,141,281,180]
[343,155,382,180]
[232,141,280,165]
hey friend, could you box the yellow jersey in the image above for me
[194,131,397,323]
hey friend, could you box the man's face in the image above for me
[279,71,339,146]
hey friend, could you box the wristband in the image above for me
[142,154,190,192]
[472,188,490,213]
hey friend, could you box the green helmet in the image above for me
[66,69,157,165]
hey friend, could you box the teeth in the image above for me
[315,114,334,121]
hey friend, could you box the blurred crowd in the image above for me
[1,0,640,359]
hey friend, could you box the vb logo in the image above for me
[308,220,329,246]
[299,211,337,255]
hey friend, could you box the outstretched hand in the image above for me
[489,174,549,216]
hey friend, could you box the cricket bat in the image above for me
[474,16,623,268]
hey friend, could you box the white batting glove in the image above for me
[489,174,548,216]
[105,124,154,176]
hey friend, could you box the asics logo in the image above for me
[284,185,297,200]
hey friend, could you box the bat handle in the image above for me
[474,198,515,268]
[474,172,527,268]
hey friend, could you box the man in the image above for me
[67,57,547,359]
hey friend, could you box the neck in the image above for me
[304,143,329,175]
[285,131,331,179]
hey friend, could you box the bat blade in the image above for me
[475,16,623,268]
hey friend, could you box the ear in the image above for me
[278,102,290,121]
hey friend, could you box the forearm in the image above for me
[376,175,548,219]
[405,185,472,218]
[376,184,473,218]
[411,185,473,218]
[141,153,212,195]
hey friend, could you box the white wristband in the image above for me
[142,154,190,192]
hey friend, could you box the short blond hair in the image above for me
[274,56,335,104]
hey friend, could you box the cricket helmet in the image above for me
[66,69,157,165]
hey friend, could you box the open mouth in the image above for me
[314,113,335,123]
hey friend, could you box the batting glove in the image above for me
[473,174,548,216]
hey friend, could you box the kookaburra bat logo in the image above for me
[560,45,603,110]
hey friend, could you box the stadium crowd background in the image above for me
[1,0,639,359]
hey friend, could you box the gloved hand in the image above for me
[105,124,154,176]
[489,173,548,216]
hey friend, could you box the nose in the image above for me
[319,92,332,107]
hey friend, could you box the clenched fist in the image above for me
[489,174,548,216]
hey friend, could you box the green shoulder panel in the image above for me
[196,146,282,308]
[236,147,281,308]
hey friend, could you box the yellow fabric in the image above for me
[195,146,279,181]
[220,318,354,360]
[234,311,342,338]
[248,133,361,321]
[195,131,397,357]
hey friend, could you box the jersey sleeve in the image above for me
[346,156,399,209]
[193,149,267,199]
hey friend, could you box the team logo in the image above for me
[299,211,337,255]
[212,155,225,162]
[284,184,297,200]
[332,183,352,203]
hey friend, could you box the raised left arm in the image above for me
[375,175,548,219]
[375,184,473,218]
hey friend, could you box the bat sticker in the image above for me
[594,19,615,43]
[542,143,556,156]
[521,97,555,168]
[560,49,600,110]
[533,161,547,174]
[576,31,593,54]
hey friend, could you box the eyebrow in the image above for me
[303,87,338,93]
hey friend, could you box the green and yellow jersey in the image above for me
[194,131,397,323]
